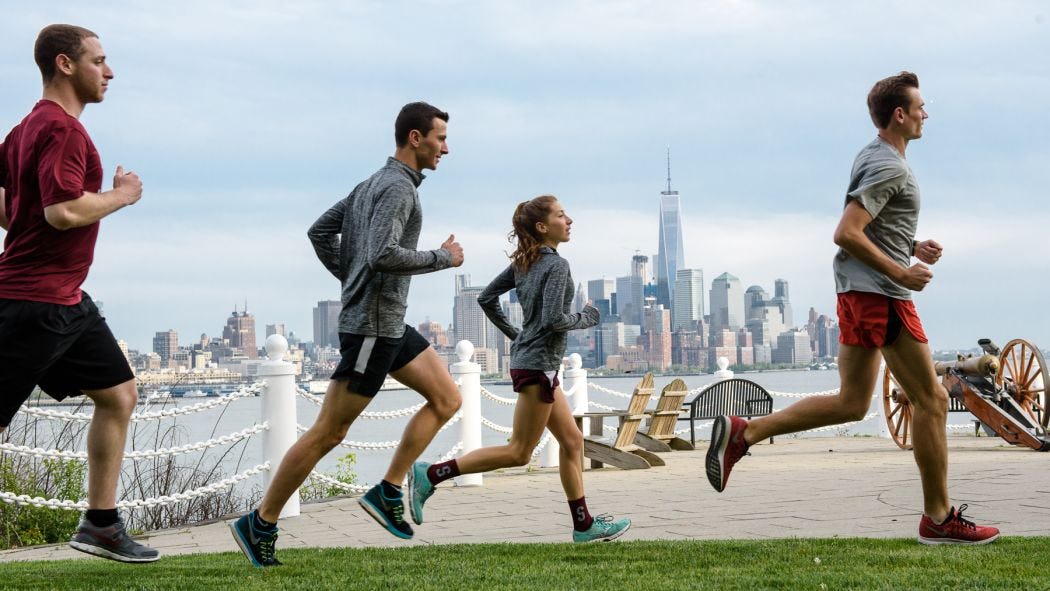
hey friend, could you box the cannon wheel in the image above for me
[996,338,1049,428]
[882,366,914,450]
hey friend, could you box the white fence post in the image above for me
[450,340,482,486]
[539,362,565,468]
[564,353,589,436]
[258,334,300,518]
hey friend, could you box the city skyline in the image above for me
[4,3,1046,353]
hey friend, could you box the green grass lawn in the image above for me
[0,538,1043,590]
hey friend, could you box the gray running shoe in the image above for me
[69,517,160,563]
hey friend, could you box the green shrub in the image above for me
[0,457,86,549]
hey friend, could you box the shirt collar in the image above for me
[385,157,425,187]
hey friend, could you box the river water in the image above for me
[129,369,859,491]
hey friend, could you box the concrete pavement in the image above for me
[3,434,1049,562]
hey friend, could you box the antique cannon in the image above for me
[882,338,1049,451]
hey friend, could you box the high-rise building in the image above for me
[615,274,643,326]
[673,268,704,332]
[631,253,650,284]
[152,329,178,369]
[709,272,744,334]
[417,320,449,347]
[772,278,794,328]
[223,305,257,359]
[655,151,685,310]
[453,275,488,348]
[312,300,340,349]
[587,278,615,303]
[266,323,287,338]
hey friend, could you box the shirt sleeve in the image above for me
[307,198,347,279]
[367,184,453,275]
[845,163,906,220]
[37,125,90,207]
[542,260,601,332]
[478,266,519,340]
[0,141,7,187]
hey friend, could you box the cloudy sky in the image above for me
[1,1,1047,353]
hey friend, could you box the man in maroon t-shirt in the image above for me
[0,24,158,563]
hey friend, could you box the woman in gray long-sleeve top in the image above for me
[406,195,631,543]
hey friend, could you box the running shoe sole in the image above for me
[918,532,1000,545]
[69,540,160,563]
[706,415,730,492]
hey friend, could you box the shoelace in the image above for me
[953,504,977,530]
[391,503,405,524]
[258,532,278,562]
[591,514,614,531]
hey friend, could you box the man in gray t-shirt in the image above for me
[705,72,1000,545]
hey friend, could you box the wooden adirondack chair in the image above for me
[635,378,694,451]
[579,373,665,470]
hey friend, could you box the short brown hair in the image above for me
[394,102,449,147]
[867,71,919,129]
[34,24,98,83]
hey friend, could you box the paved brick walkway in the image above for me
[3,435,1047,562]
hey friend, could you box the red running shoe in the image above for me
[706,415,750,492]
[918,504,1000,545]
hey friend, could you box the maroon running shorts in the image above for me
[509,369,560,404]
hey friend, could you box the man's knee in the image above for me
[89,382,138,416]
[431,389,462,420]
[910,383,949,415]
[507,445,533,466]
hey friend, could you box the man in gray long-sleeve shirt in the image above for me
[231,102,464,566]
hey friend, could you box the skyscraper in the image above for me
[312,300,340,349]
[709,272,744,334]
[223,305,257,359]
[453,275,487,348]
[672,268,704,332]
[655,150,685,310]
[152,329,177,369]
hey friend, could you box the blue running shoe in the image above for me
[572,514,631,543]
[229,510,281,567]
[358,484,413,539]
[407,462,435,525]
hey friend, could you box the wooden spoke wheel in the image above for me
[882,366,914,450]
[996,338,1049,428]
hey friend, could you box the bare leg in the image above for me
[880,331,950,522]
[543,388,585,500]
[454,383,552,473]
[258,380,370,522]
[384,347,462,484]
[82,379,138,509]
[745,344,881,444]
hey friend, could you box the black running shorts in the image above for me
[330,324,430,397]
[0,294,134,427]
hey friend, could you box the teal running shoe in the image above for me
[229,510,281,567]
[358,484,413,539]
[572,514,631,543]
[407,461,435,525]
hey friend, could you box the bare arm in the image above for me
[43,166,142,230]
[833,200,932,291]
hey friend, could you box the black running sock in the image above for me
[86,508,119,528]
[381,479,402,498]
[253,510,276,531]
[427,459,461,485]
[568,497,594,532]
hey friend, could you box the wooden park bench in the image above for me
[574,373,665,470]
[678,378,774,446]
[634,378,694,452]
